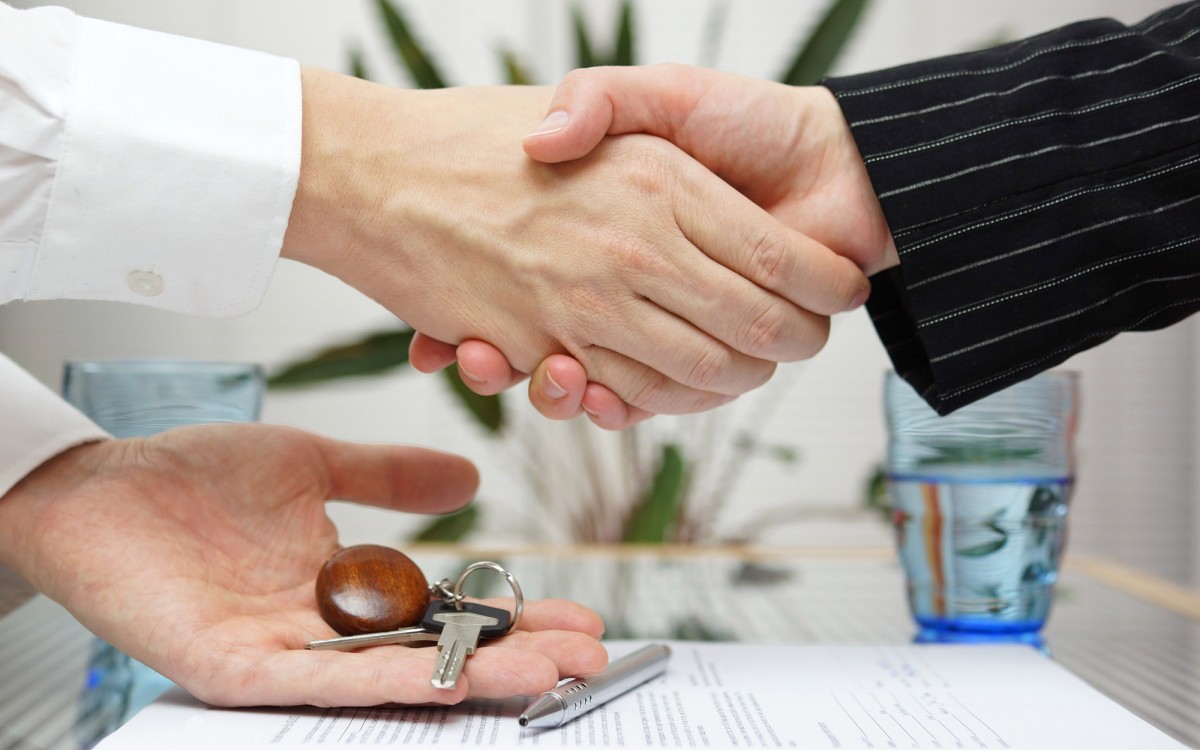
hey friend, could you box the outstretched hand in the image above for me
[410,64,898,429]
[0,424,606,707]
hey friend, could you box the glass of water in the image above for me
[884,371,1079,646]
[62,359,264,747]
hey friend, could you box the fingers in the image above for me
[194,600,607,708]
[576,345,748,417]
[205,629,604,707]
[525,65,872,315]
[315,437,479,514]
[410,334,528,397]
[528,354,587,420]
[456,340,527,395]
[526,356,654,430]
[408,333,700,429]
[671,164,869,324]
[408,332,457,373]
[420,332,740,427]
[463,629,609,698]
[581,383,654,431]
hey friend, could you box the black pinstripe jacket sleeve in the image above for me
[822,1,1200,414]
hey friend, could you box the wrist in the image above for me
[281,68,374,275]
[0,440,109,595]
[812,85,897,275]
[281,68,433,289]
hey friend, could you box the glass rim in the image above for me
[885,369,1079,383]
[64,359,263,375]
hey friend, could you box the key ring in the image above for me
[451,561,523,635]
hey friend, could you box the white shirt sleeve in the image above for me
[0,353,107,497]
[0,3,302,496]
[0,2,302,316]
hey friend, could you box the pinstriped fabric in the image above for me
[823,1,1200,413]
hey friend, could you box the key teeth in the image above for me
[431,641,466,690]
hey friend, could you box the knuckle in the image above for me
[560,282,608,317]
[738,301,788,358]
[610,232,667,277]
[622,150,671,195]
[744,229,793,289]
[560,67,591,87]
[684,345,729,391]
[623,369,673,411]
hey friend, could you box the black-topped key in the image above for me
[421,600,511,636]
[421,601,511,689]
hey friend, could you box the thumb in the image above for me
[523,64,704,163]
[314,435,480,514]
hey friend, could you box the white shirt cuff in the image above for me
[28,16,301,316]
[0,354,108,498]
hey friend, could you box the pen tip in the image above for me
[518,717,529,727]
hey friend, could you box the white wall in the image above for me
[3,0,1195,585]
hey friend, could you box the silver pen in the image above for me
[518,643,671,729]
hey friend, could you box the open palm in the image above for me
[0,423,605,707]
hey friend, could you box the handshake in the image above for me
[284,64,899,431]
[4,0,1192,715]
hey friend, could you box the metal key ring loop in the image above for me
[451,561,523,635]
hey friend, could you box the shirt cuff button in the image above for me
[126,270,165,297]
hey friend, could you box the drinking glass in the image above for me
[884,371,1078,646]
[62,359,263,747]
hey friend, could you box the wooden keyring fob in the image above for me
[315,544,428,636]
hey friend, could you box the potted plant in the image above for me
[270,0,872,546]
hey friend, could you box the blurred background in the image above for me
[3,0,1196,588]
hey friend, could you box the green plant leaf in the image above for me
[497,46,534,85]
[440,368,505,434]
[623,443,685,543]
[863,463,890,522]
[570,5,597,68]
[376,0,447,89]
[349,44,371,81]
[612,0,635,66]
[777,0,869,85]
[268,329,415,388]
[410,505,479,542]
[1027,486,1061,514]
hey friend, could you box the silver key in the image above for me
[429,611,499,689]
[306,625,440,651]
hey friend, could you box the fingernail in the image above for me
[458,363,485,383]
[543,371,567,399]
[526,110,569,138]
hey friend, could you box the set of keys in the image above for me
[306,545,524,690]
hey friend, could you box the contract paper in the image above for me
[95,641,1187,750]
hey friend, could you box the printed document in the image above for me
[95,641,1187,750]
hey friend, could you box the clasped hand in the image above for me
[282,68,877,429]
[402,65,899,429]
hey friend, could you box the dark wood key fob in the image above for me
[315,544,429,636]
